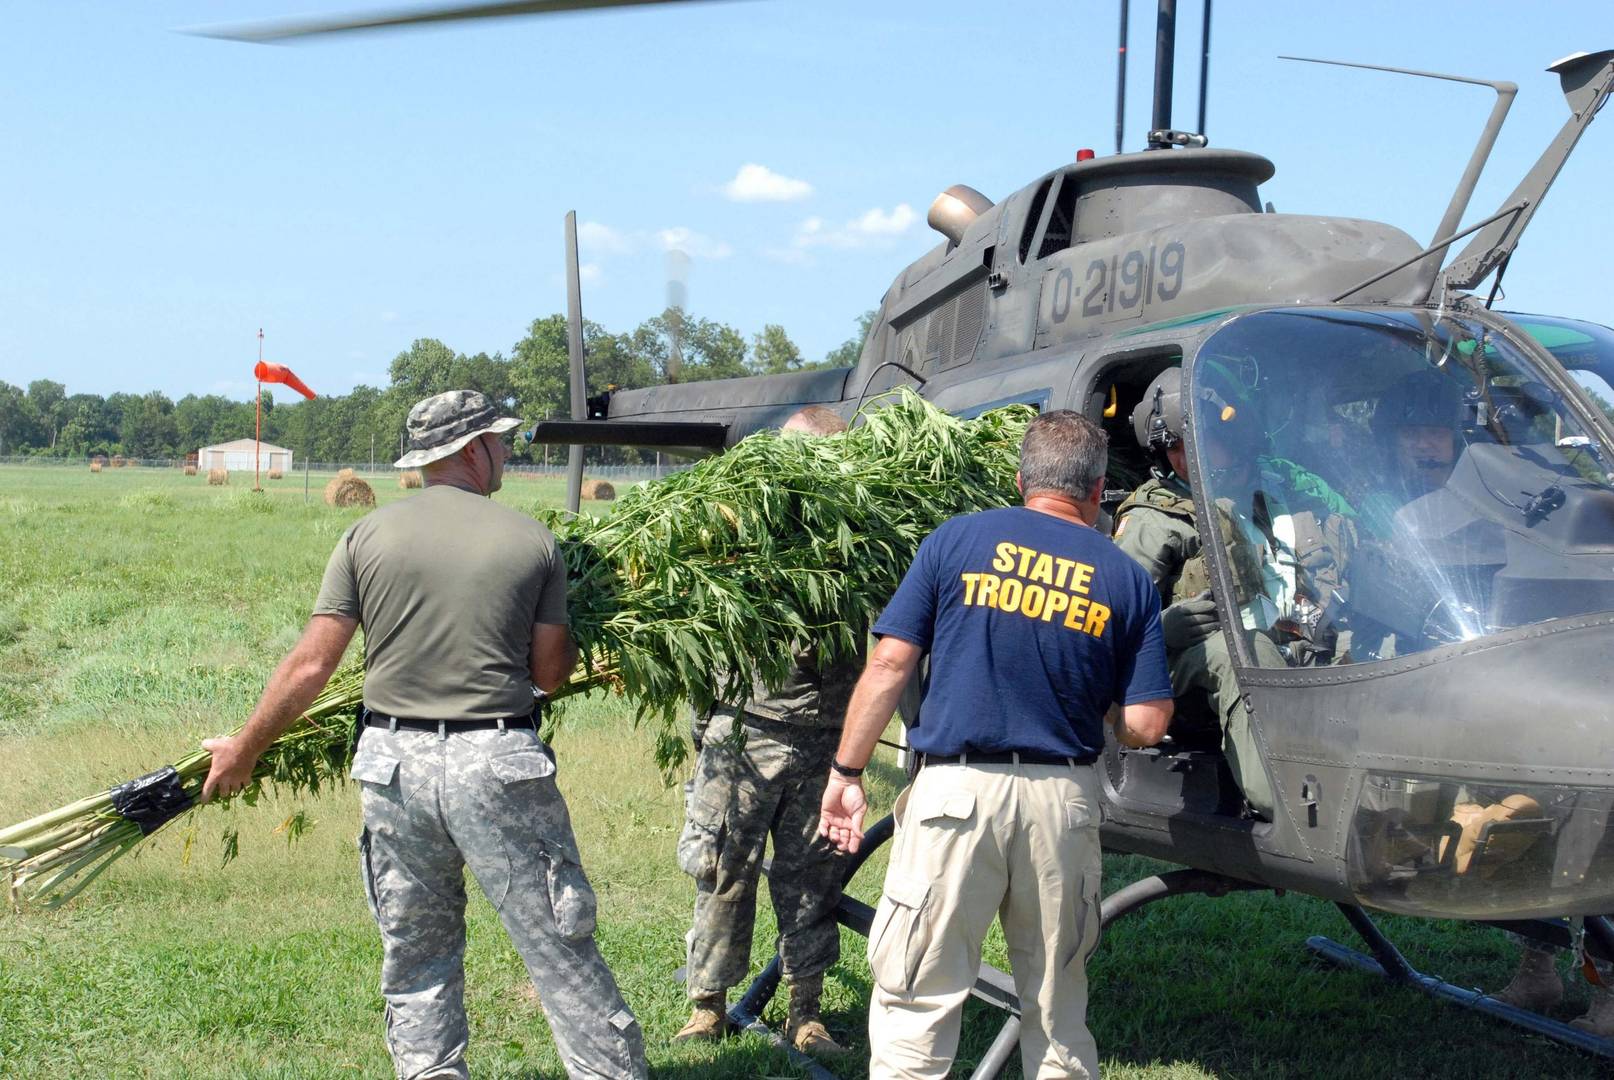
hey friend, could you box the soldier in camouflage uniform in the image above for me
[675,405,861,1056]
[203,390,646,1080]
[1113,368,1353,819]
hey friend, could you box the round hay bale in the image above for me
[267,468,284,480]
[580,478,616,501]
[110,455,127,469]
[324,475,376,508]
[337,467,356,480]
[89,461,103,473]
[183,465,197,476]
[398,470,423,489]
[207,468,229,486]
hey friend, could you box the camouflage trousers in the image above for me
[678,712,845,997]
[352,724,646,1080]
[1170,626,1283,819]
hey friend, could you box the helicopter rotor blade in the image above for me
[187,0,750,44]
[564,210,588,514]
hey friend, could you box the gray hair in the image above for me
[1019,410,1108,498]
[781,405,848,436]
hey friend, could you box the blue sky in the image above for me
[2,1,1610,400]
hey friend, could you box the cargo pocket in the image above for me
[544,844,598,940]
[349,751,400,788]
[866,872,934,996]
[1064,796,1103,968]
[488,747,557,785]
[676,791,725,884]
[1076,868,1103,965]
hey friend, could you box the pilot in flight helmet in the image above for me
[1131,367,1186,453]
[1372,369,1467,437]
[1132,360,1261,460]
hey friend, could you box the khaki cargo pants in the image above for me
[352,724,647,1080]
[866,759,1103,1080]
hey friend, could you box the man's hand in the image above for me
[1162,591,1219,652]
[819,772,868,854]
[201,735,260,803]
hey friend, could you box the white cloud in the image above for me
[721,163,813,203]
[379,310,400,323]
[576,221,732,262]
[792,203,919,250]
[852,204,918,236]
[578,262,604,285]
[656,227,733,260]
[762,246,812,266]
[577,221,634,256]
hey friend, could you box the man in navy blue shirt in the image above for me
[820,410,1172,1080]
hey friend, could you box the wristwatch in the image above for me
[831,758,865,779]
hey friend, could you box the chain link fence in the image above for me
[0,455,692,482]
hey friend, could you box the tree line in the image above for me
[0,310,874,465]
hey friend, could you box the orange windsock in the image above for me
[253,360,317,400]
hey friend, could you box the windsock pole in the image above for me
[254,329,264,492]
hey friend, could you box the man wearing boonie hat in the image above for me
[203,390,647,1079]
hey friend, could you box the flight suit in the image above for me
[1113,473,1282,817]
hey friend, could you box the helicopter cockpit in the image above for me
[1189,307,1614,668]
[1170,306,1614,918]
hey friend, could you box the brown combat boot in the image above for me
[673,992,729,1043]
[1571,984,1614,1038]
[1492,947,1564,1013]
[786,975,849,1056]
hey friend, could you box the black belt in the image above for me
[919,750,1097,768]
[363,712,537,733]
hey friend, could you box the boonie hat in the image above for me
[393,390,522,468]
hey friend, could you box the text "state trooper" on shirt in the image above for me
[958,540,1112,638]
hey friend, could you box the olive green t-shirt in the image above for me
[312,484,569,722]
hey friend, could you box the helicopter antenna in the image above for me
[1196,0,1212,137]
[1279,56,1516,302]
[1147,0,1177,149]
[1438,49,1614,297]
[1115,0,1129,154]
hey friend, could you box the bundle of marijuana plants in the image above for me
[2,394,1030,907]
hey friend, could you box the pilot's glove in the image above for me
[1162,591,1220,652]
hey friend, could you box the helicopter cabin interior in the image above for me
[1076,343,1255,822]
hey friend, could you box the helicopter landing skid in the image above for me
[1307,904,1614,1061]
[728,815,1266,1080]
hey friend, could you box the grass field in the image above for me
[0,463,1603,1078]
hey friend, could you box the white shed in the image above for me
[198,439,293,473]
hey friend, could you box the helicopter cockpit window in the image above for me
[1506,312,1614,453]
[1190,308,1614,669]
[1035,176,1080,260]
[1018,178,1053,264]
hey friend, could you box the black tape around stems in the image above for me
[108,766,195,836]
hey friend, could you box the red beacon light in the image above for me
[1076,148,1096,161]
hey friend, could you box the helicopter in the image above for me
[208,1,1614,1072]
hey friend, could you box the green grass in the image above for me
[0,462,1605,1078]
